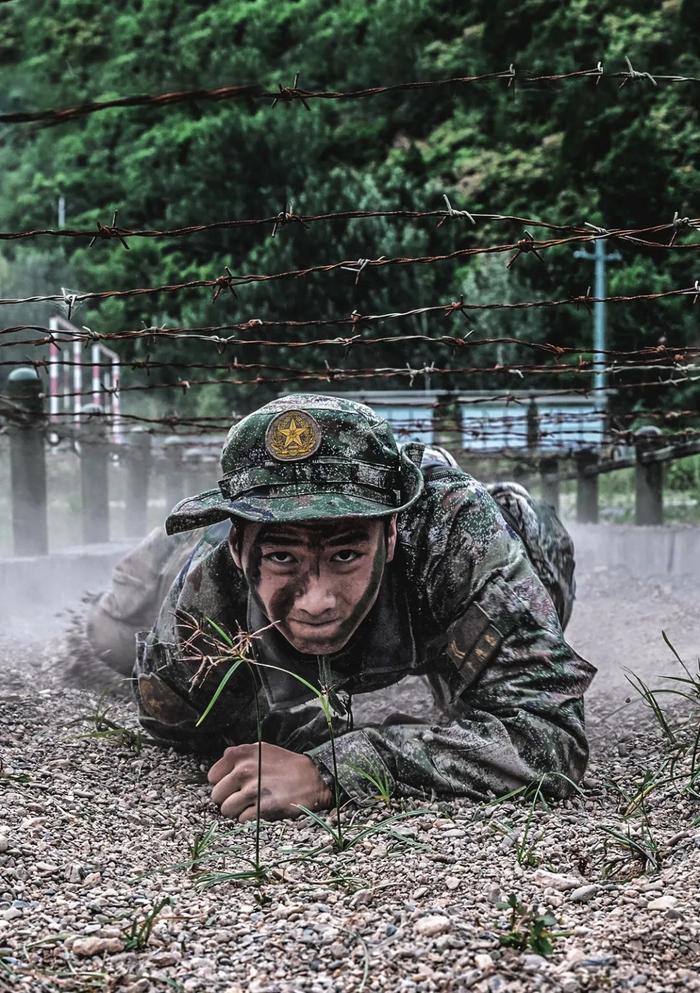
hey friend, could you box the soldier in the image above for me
[117,393,596,822]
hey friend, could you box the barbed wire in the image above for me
[4,351,697,378]
[2,62,698,128]
[4,406,697,450]
[5,339,697,368]
[3,367,696,405]
[0,208,698,247]
[1,267,699,315]
[3,397,696,440]
[2,281,698,347]
[18,402,696,428]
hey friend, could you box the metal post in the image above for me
[635,427,663,526]
[163,436,185,513]
[593,239,606,411]
[573,239,621,416]
[125,427,152,538]
[526,398,540,449]
[7,368,48,556]
[79,404,110,544]
[576,450,599,524]
[540,457,560,513]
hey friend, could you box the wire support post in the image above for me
[634,427,664,525]
[78,403,110,544]
[7,367,48,556]
[539,456,560,514]
[575,449,599,524]
[124,427,152,539]
[162,436,186,512]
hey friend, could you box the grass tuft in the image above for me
[122,896,171,951]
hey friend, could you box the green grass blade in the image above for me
[662,630,693,680]
[195,658,245,726]
[205,617,235,648]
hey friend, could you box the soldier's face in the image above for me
[230,517,397,655]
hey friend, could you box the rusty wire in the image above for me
[4,403,697,448]
[4,348,697,378]
[4,330,697,368]
[0,210,698,247]
[2,62,698,127]
[3,366,696,406]
[0,261,699,313]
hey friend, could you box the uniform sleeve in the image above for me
[85,527,197,675]
[308,482,596,802]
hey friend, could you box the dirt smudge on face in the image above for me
[323,538,387,650]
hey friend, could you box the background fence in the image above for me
[2,368,698,558]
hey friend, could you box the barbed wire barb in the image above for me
[620,56,658,88]
[271,72,311,110]
[437,195,476,229]
[88,209,130,250]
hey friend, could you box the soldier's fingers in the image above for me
[220,788,256,820]
[238,804,262,824]
[210,768,247,806]
[208,745,245,784]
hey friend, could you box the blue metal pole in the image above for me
[593,238,606,413]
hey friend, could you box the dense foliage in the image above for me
[0,0,698,421]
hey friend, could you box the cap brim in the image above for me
[165,459,423,535]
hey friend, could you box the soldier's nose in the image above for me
[293,578,337,617]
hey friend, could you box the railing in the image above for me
[1,367,697,557]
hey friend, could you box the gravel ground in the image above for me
[1,559,700,993]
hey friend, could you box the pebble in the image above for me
[579,953,617,969]
[646,895,677,911]
[0,837,9,853]
[533,869,581,891]
[522,953,549,971]
[569,884,600,903]
[65,863,82,883]
[124,981,151,993]
[445,876,460,890]
[414,914,451,938]
[35,861,58,874]
[72,936,124,957]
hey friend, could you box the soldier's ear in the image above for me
[385,515,398,563]
[228,524,243,570]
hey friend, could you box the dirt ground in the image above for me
[0,542,699,993]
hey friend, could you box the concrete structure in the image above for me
[457,391,605,452]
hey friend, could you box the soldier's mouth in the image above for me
[289,619,340,628]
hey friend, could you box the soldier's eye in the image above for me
[264,551,296,564]
[331,550,361,563]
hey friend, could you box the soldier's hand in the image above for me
[207,742,333,822]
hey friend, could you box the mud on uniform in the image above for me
[119,394,595,804]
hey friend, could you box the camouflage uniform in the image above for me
[127,393,595,803]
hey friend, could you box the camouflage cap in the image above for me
[165,394,424,534]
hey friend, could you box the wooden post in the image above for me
[7,368,48,556]
[576,449,599,523]
[540,457,560,513]
[79,404,110,544]
[125,427,152,538]
[183,446,207,500]
[526,398,540,449]
[163,436,185,513]
[635,427,663,525]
